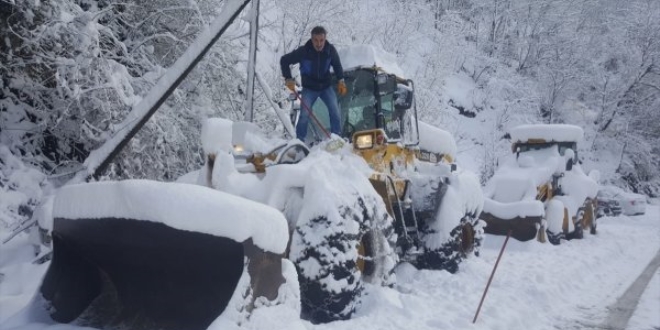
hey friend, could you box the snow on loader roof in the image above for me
[338,45,405,78]
[510,124,584,144]
[418,121,457,160]
[53,180,289,253]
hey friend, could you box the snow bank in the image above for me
[560,166,599,214]
[510,124,584,143]
[52,180,289,254]
[545,199,567,233]
[202,117,233,155]
[424,169,484,249]
[232,121,276,154]
[483,198,545,218]
[485,146,560,202]
[209,259,303,330]
[418,121,457,160]
[338,45,405,78]
[202,118,287,156]
[0,146,49,229]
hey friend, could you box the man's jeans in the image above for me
[297,86,341,141]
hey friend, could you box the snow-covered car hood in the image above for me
[599,185,647,216]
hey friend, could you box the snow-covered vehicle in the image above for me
[597,185,646,216]
[197,44,484,323]
[596,186,624,218]
[480,124,599,244]
[19,180,299,330]
[16,7,483,327]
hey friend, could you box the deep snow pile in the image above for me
[192,120,399,322]
[0,146,50,231]
[52,180,290,253]
[1,119,655,330]
[2,203,658,330]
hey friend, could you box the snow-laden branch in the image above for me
[72,0,252,183]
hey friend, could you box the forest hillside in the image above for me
[1,0,658,213]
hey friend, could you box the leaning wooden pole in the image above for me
[243,0,259,122]
[473,229,512,323]
[5,0,254,246]
[80,0,252,183]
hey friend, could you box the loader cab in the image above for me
[513,140,579,164]
[306,67,419,146]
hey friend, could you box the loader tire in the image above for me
[571,201,596,239]
[583,202,597,235]
[546,228,562,245]
[415,215,479,274]
[291,197,395,324]
[569,209,585,240]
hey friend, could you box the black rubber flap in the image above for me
[481,212,542,242]
[40,217,244,330]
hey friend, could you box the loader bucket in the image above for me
[36,180,288,330]
[479,212,542,242]
[41,218,244,330]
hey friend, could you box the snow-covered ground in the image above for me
[1,204,658,330]
[628,262,660,330]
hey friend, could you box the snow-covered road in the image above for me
[1,205,658,330]
[602,248,660,330]
[312,204,660,330]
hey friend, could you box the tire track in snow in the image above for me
[599,248,660,330]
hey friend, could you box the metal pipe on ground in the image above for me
[473,229,512,324]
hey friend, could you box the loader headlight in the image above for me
[355,134,374,149]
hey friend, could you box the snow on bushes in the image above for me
[0,146,49,230]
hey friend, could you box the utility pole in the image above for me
[244,0,259,122]
[86,0,252,182]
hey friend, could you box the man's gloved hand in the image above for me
[337,79,347,96]
[285,79,296,92]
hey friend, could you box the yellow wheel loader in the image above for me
[11,2,302,329]
[479,124,600,244]
[32,181,296,330]
[205,45,485,323]
[15,5,483,326]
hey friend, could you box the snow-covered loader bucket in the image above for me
[33,180,296,330]
[479,199,545,242]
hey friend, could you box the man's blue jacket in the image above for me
[280,39,344,91]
